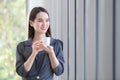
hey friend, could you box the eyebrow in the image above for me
[36,17,49,19]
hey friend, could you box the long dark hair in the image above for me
[28,7,52,39]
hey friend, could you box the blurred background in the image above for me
[0,0,120,80]
[0,0,26,80]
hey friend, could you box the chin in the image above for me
[41,31,46,34]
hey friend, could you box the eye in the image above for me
[37,19,43,22]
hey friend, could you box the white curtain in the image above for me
[26,0,120,80]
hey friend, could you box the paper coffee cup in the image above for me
[43,37,50,45]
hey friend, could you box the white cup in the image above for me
[43,37,50,45]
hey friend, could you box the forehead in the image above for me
[36,12,49,18]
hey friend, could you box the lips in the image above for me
[41,26,47,30]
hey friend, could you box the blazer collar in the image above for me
[24,38,32,46]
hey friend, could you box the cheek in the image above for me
[36,23,42,27]
[47,25,50,30]
[47,23,50,27]
[33,24,40,30]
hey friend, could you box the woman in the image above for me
[16,7,64,80]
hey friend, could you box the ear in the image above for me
[30,20,33,27]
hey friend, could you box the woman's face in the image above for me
[31,12,50,34]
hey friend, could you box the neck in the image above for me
[33,33,46,42]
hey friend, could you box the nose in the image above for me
[42,21,46,26]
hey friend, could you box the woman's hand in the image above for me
[32,40,52,55]
[32,41,59,70]
[46,46,54,53]
[32,41,44,55]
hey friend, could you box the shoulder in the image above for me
[17,38,32,49]
[51,38,63,50]
[51,38,63,45]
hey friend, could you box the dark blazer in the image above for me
[16,38,64,80]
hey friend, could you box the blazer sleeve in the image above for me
[53,40,65,76]
[16,42,29,77]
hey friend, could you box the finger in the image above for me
[40,40,43,43]
[33,41,40,45]
[35,41,43,46]
[47,46,53,49]
[34,44,40,48]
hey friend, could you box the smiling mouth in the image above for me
[41,27,47,30]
